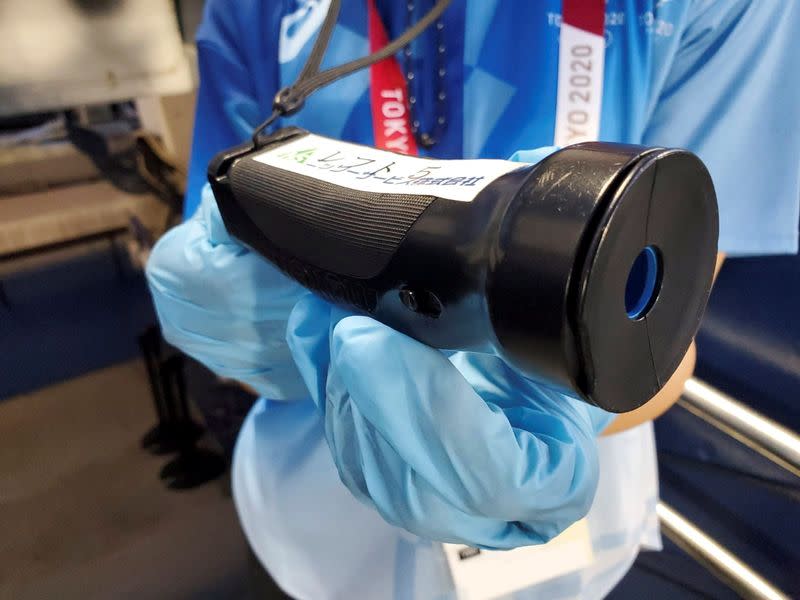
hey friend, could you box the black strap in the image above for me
[295,0,343,84]
[252,0,452,145]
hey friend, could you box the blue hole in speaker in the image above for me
[625,246,662,320]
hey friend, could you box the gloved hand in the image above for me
[146,146,615,549]
[283,146,613,549]
[146,184,310,400]
[287,299,614,550]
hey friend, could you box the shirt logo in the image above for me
[279,0,332,64]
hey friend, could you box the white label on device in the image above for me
[252,134,527,202]
[443,519,594,600]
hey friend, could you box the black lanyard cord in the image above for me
[252,0,452,146]
[295,0,343,85]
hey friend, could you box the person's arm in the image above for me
[605,0,800,434]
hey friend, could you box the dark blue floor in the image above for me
[0,247,157,400]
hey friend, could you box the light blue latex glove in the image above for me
[146,185,310,400]
[287,299,614,550]
[147,147,615,549]
[283,146,614,549]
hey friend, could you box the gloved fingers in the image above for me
[156,312,306,398]
[323,353,580,548]
[147,215,296,344]
[286,300,385,503]
[146,185,308,399]
[508,145,559,164]
[285,294,334,410]
[196,182,240,246]
[148,187,303,320]
[150,278,309,399]
[324,393,557,548]
[325,314,599,527]
[448,351,615,435]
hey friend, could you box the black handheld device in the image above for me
[209,127,718,413]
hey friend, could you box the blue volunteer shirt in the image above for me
[184,1,800,598]
[187,0,799,255]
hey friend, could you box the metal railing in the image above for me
[680,378,800,477]
[655,377,799,600]
[657,502,790,600]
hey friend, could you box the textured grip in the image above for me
[228,156,435,279]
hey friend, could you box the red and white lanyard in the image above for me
[554,0,606,145]
[366,0,606,154]
[367,0,419,156]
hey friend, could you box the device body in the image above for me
[209,127,718,413]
